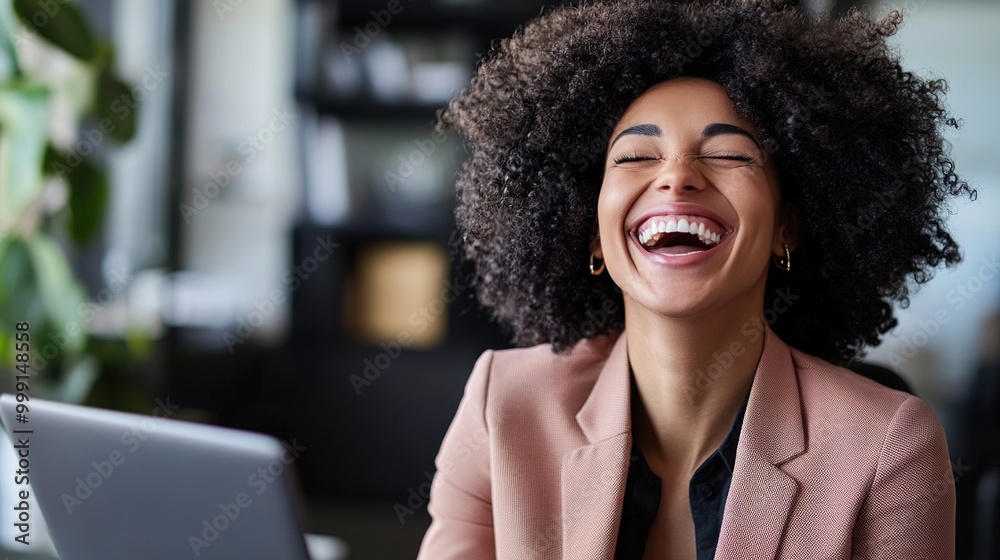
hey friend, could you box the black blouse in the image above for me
[614,396,748,560]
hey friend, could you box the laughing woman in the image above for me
[417,1,972,559]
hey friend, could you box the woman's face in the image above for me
[595,77,791,320]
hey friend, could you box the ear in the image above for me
[589,222,603,259]
[773,203,799,255]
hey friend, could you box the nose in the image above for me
[653,156,706,193]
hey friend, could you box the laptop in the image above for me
[0,394,341,560]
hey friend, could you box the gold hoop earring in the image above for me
[589,254,605,276]
[773,243,791,272]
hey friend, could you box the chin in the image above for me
[624,285,719,320]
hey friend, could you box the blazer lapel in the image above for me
[715,326,805,559]
[558,327,807,559]
[561,333,632,559]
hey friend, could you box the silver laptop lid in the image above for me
[0,394,310,560]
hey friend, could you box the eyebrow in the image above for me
[608,122,761,149]
[701,122,760,147]
[609,124,661,147]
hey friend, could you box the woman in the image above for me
[418,1,973,558]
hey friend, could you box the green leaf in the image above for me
[125,327,152,358]
[0,235,88,375]
[0,85,50,231]
[51,353,98,403]
[0,329,11,366]
[26,235,86,356]
[45,147,108,245]
[12,0,97,61]
[68,161,108,245]
[95,67,137,142]
[0,0,23,77]
[0,236,45,334]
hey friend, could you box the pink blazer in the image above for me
[416,326,955,559]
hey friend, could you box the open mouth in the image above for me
[635,215,727,256]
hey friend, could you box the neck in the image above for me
[625,296,766,477]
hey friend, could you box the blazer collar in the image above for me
[716,326,805,558]
[572,324,805,458]
[561,332,632,558]
[575,331,631,444]
[740,325,806,465]
[562,326,806,559]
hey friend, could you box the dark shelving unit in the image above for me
[336,1,548,33]
[284,0,549,512]
[294,89,444,122]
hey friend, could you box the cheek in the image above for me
[737,198,779,250]
[596,180,620,235]
[597,173,636,218]
[726,175,779,225]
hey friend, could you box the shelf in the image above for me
[297,88,447,122]
[332,1,544,34]
[296,220,456,244]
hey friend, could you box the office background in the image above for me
[0,0,997,558]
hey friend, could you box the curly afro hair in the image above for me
[438,0,975,365]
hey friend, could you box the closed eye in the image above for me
[701,152,758,163]
[612,152,658,165]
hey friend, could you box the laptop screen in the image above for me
[0,394,311,560]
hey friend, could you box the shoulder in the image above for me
[488,333,619,378]
[486,333,620,387]
[474,333,620,422]
[785,350,955,553]
[791,347,914,410]
[788,346,945,451]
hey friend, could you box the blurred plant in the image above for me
[0,0,138,402]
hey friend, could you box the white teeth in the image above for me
[636,215,725,249]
